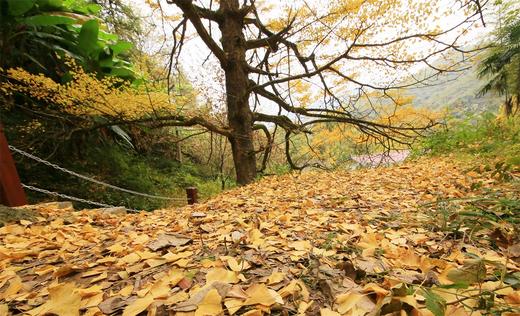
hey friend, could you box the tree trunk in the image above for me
[175,129,182,163]
[511,56,520,115]
[220,1,256,185]
[504,96,513,117]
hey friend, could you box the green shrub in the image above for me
[13,141,229,211]
[417,113,520,166]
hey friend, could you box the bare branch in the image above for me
[168,0,227,65]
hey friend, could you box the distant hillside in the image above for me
[407,67,503,116]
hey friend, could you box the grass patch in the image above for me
[417,113,520,166]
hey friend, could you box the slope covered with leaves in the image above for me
[1,158,519,315]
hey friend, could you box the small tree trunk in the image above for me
[220,1,257,185]
[175,129,182,163]
[511,57,520,115]
[504,96,513,117]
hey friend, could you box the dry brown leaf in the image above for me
[147,234,191,251]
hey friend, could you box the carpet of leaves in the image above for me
[1,158,519,316]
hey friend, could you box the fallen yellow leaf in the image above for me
[194,289,222,316]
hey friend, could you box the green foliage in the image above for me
[422,289,446,316]
[422,188,520,237]
[0,0,135,80]
[12,141,228,211]
[417,113,520,166]
[478,2,520,115]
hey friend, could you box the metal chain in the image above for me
[9,145,186,201]
[21,183,140,212]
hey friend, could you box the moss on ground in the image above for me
[0,204,37,227]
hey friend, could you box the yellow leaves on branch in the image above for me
[0,62,192,119]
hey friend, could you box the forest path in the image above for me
[1,157,519,315]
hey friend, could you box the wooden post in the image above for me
[186,187,198,205]
[0,123,27,206]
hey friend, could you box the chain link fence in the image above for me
[9,145,187,210]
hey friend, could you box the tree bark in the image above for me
[219,0,256,185]
[505,96,513,117]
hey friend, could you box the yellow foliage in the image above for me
[0,61,193,119]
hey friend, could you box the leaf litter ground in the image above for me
[1,158,519,315]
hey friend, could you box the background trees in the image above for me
[478,1,520,116]
[163,0,487,184]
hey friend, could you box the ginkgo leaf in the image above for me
[278,280,310,301]
[320,308,341,316]
[0,275,22,300]
[242,309,262,316]
[248,229,265,247]
[119,285,134,297]
[266,271,285,285]
[298,300,313,314]
[227,257,251,272]
[206,268,239,284]
[289,240,312,251]
[76,285,103,297]
[225,298,245,315]
[227,285,248,299]
[194,289,222,316]
[122,295,154,316]
[27,283,81,316]
[335,292,365,314]
[244,284,277,306]
[148,278,170,299]
[80,293,103,309]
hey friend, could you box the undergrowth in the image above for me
[417,113,520,167]
[12,143,230,211]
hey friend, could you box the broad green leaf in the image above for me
[98,57,115,68]
[78,19,99,55]
[98,30,119,42]
[23,15,76,26]
[422,289,446,316]
[110,41,133,56]
[68,2,101,15]
[36,0,64,10]
[7,0,34,16]
[110,66,135,78]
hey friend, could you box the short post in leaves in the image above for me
[186,187,198,205]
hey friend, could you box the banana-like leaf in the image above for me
[23,14,76,26]
[78,19,99,55]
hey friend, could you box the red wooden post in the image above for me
[186,187,198,205]
[0,123,27,206]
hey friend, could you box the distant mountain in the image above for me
[407,67,503,116]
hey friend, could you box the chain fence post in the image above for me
[0,123,27,206]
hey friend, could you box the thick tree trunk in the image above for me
[220,1,257,185]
